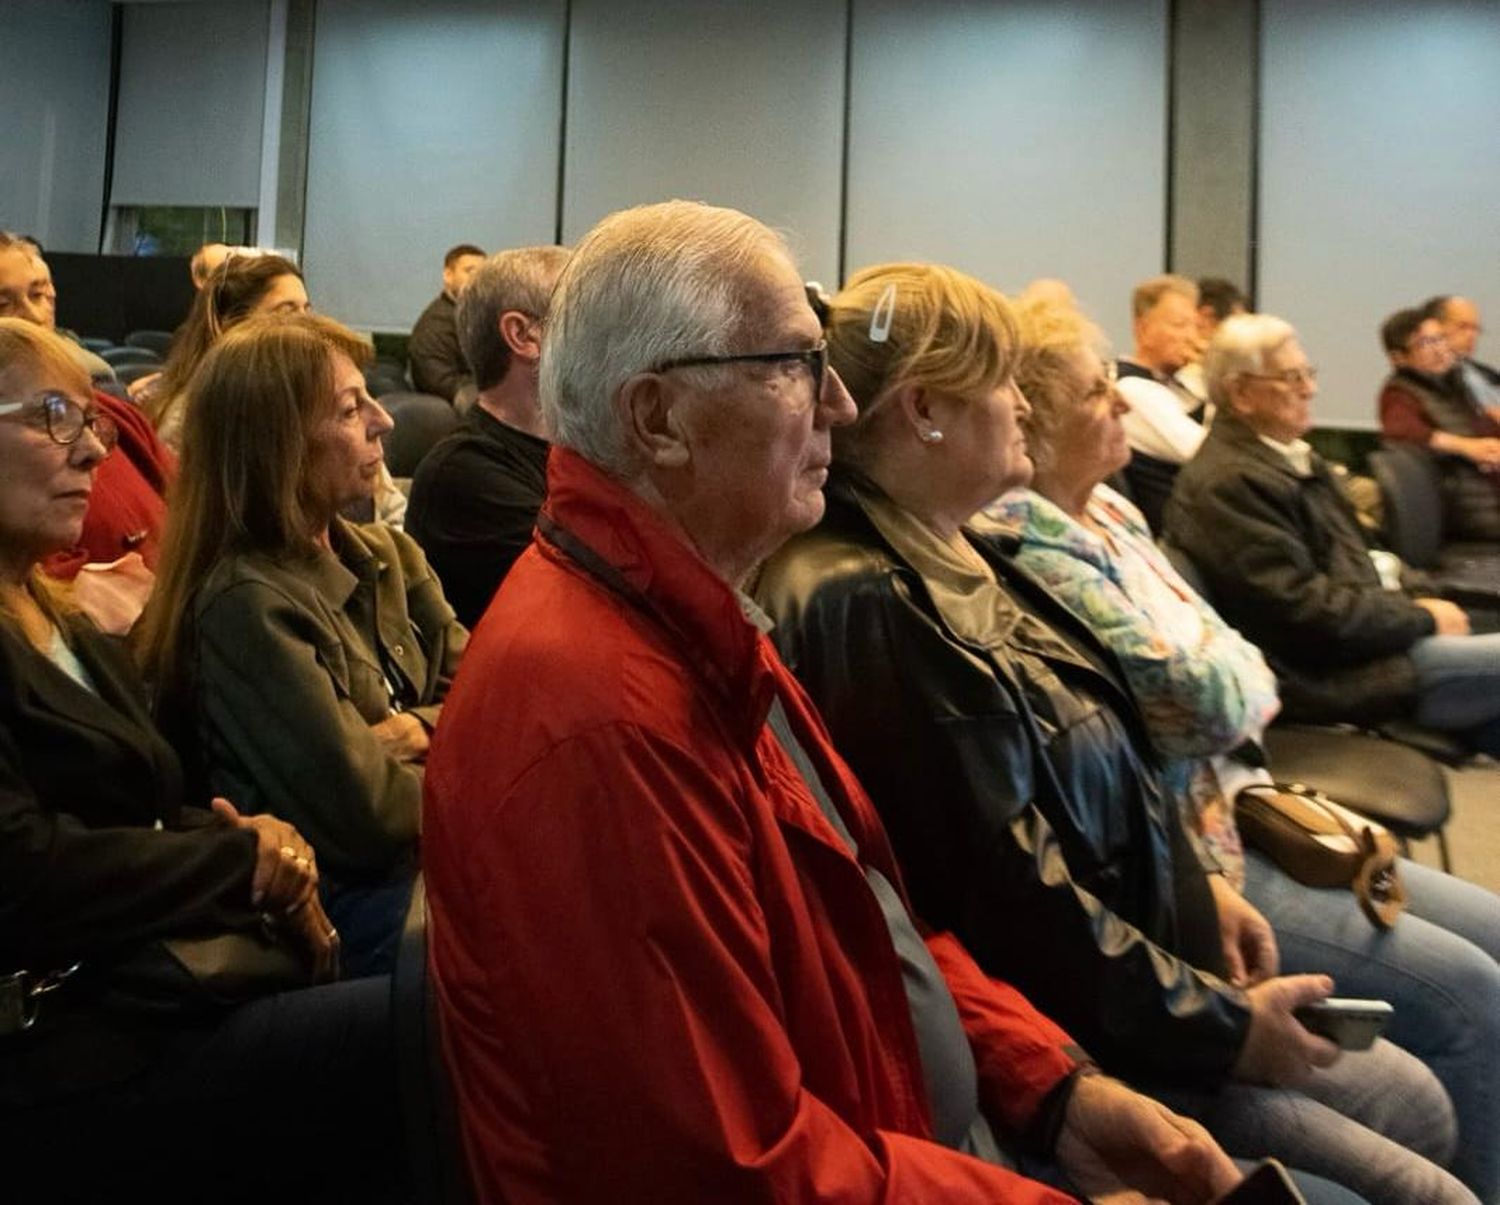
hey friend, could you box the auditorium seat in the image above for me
[1369,442,1500,601]
[99,345,161,367]
[394,876,473,1204]
[381,391,461,477]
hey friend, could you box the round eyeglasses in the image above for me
[0,391,119,452]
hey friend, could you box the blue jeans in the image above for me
[1244,849,1500,1202]
[1410,633,1500,755]
[321,869,415,978]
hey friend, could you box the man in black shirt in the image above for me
[408,243,486,401]
[407,246,570,627]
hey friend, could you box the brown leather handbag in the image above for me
[1236,784,1408,929]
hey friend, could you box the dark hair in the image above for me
[1197,277,1248,321]
[1419,295,1454,322]
[1381,307,1429,354]
[151,252,303,425]
[444,244,485,269]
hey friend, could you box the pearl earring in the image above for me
[920,428,944,444]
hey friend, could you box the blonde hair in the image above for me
[1131,273,1198,320]
[138,312,372,690]
[1012,297,1112,475]
[825,263,1020,464]
[0,315,91,401]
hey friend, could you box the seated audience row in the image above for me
[7,202,1499,1203]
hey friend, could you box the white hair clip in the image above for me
[869,284,897,344]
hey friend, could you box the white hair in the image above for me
[539,200,789,476]
[1202,312,1297,409]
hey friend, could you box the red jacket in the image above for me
[42,390,173,580]
[424,447,1083,1204]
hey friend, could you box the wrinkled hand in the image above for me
[1464,436,1500,471]
[371,711,430,764]
[1208,874,1279,987]
[280,889,340,983]
[1415,597,1471,636]
[1232,974,1341,1086]
[1055,1074,1242,1205]
[211,797,318,913]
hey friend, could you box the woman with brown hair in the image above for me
[0,318,400,1202]
[754,263,1472,1204]
[141,312,466,977]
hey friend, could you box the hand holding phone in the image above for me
[1293,997,1393,1051]
[1216,1159,1306,1203]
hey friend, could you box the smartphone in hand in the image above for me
[1217,1158,1306,1204]
[1293,998,1393,1051]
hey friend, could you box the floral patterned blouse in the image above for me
[988,484,1281,889]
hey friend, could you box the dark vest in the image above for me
[1387,368,1500,542]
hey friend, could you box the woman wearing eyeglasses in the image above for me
[989,294,1500,1203]
[0,318,402,1202]
[140,313,467,979]
[755,265,1475,1204]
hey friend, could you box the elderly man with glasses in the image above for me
[0,231,171,631]
[422,200,1246,1204]
[1167,312,1500,750]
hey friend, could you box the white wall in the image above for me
[1259,1,1500,429]
[0,0,113,251]
[561,0,846,286]
[845,0,1168,347]
[301,0,566,331]
[111,1,271,208]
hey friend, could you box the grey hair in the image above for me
[457,246,571,392]
[1202,312,1297,410]
[539,200,790,477]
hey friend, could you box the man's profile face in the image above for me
[444,254,485,298]
[1441,298,1482,360]
[1134,291,1198,373]
[0,250,57,330]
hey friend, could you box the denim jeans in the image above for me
[1244,849,1500,1202]
[1410,632,1500,755]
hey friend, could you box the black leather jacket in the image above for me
[755,473,1250,1085]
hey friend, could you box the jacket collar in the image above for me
[538,447,775,747]
[1210,410,1324,481]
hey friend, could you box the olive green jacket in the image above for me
[184,518,467,880]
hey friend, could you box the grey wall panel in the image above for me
[844,0,1168,347]
[302,0,565,332]
[0,0,113,251]
[1260,1,1500,430]
[561,0,846,287]
[111,1,271,207]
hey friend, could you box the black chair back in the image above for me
[393,876,475,1205]
[124,329,175,356]
[381,392,461,477]
[1368,444,1445,569]
[99,345,161,367]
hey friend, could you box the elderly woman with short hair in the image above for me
[992,293,1500,1203]
[756,262,1475,1205]
[1165,313,1500,751]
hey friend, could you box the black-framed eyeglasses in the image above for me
[0,391,118,452]
[654,340,827,400]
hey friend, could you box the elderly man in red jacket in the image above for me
[423,200,1243,1204]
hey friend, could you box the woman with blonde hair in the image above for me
[140,312,466,977]
[755,263,1472,1205]
[990,293,1500,1201]
[0,318,401,1201]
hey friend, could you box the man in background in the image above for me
[1425,294,1500,418]
[408,242,485,402]
[407,245,569,626]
